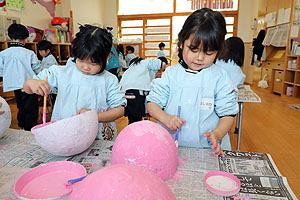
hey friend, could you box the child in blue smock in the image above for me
[125,46,136,67]
[37,40,58,71]
[0,23,41,130]
[215,37,246,87]
[147,8,239,156]
[120,57,166,124]
[23,24,126,141]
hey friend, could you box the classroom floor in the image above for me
[2,84,300,198]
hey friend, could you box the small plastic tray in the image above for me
[14,161,87,200]
[204,171,241,197]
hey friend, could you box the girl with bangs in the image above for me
[23,24,126,141]
[147,8,238,156]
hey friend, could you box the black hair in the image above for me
[129,57,144,66]
[117,44,125,59]
[71,24,112,74]
[126,45,134,54]
[177,8,227,60]
[158,56,168,65]
[37,40,52,51]
[8,23,29,40]
[158,42,165,50]
[219,37,245,67]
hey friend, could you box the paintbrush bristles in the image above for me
[42,77,48,124]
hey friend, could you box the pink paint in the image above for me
[14,161,86,199]
[178,157,186,168]
[0,165,2,168]
[68,164,176,200]
[111,121,178,181]
[172,170,185,181]
[204,171,240,197]
[31,110,98,156]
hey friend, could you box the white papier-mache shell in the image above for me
[0,96,11,138]
[31,110,98,156]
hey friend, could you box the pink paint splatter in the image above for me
[0,165,3,168]
[178,157,186,169]
[67,148,72,152]
[91,164,102,168]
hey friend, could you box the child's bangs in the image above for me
[190,26,221,52]
[74,45,101,64]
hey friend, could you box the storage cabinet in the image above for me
[273,70,284,94]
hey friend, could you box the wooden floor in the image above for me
[3,84,300,198]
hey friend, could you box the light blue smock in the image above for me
[125,53,136,67]
[34,58,127,140]
[41,54,58,71]
[215,59,246,87]
[118,53,127,69]
[157,50,166,58]
[120,59,161,92]
[0,47,41,92]
[147,63,239,150]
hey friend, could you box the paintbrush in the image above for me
[42,77,48,124]
[174,106,181,148]
[65,175,86,186]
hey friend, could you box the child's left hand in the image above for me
[204,131,225,157]
[78,108,91,114]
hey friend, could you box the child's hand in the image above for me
[24,79,50,96]
[204,131,225,157]
[0,102,4,115]
[162,114,185,131]
[78,108,91,114]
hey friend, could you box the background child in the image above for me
[117,44,127,72]
[23,24,126,141]
[0,23,41,130]
[216,36,246,87]
[147,8,239,156]
[106,44,121,79]
[125,45,136,67]
[157,42,168,65]
[37,40,58,71]
[120,57,166,124]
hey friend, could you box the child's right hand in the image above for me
[162,114,185,131]
[24,79,50,96]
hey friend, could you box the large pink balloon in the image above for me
[111,120,178,181]
[0,96,11,138]
[68,164,176,200]
[31,110,98,156]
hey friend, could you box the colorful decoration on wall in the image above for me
[6,0,23,10]
[187,0,233,10]
[31,0,61,17]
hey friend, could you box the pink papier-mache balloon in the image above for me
[68,164,176,200]
[31,110,98,156]
[111,120,178,181]
[0,96,11,138]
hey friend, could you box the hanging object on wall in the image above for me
[0,0,6,7]
[188,0,233,10]
[31,0,61,17]
[6,0,23,10]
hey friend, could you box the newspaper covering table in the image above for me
[0,129,297,200]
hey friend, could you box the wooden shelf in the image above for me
[0,41,71,64]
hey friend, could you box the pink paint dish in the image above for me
[204,171,241,197]
[0,96,11,138]
[14,161,87,200]
[31,110,99,156]
[111,120,178,181]
[68,164,176,200]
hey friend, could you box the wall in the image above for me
[70,0,104,34]
[102,0,118,38]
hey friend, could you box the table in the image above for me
[235,86,261,151]
[0,129,297,200]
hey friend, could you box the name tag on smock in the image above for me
[200,98,214,110]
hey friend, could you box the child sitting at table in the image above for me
[37,40,58,71]
[147,8,239,156]
[215,36,246,87]
[23,24,126,141]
